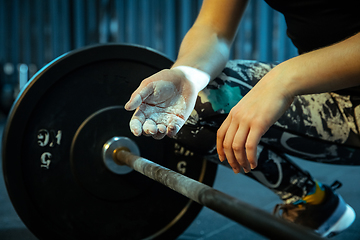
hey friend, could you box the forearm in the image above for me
[276,32,360,97]
[171,0,248,80]
[172,26,231,80]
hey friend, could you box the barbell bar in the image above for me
[113,139,323,240]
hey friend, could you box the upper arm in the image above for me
[194,0,248,43]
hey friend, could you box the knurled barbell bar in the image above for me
[109,137,322,240]
[2,44,322,240]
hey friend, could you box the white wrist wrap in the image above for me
[173,66,210,92]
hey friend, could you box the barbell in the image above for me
[2,44,322,240]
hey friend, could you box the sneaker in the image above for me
[273,181,356,238]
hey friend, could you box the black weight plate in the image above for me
[2,44,218,240]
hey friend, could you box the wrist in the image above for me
[172,66,210,92]
[271,60,300,98]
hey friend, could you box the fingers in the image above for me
[130,116,167,139]
[157,124,167,135]
[223,123,243,174]
[216,117,229,163]
[152,126,167,140]
[129,106,184,140]
[166,117,183,138]
[245,128,262,169]
[143,119,157,134]
[129,108,145,136]
[217,115,260,174]
[129,108,161,137]
[232,126,251,173]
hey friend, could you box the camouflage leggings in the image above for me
[175,60,360,202]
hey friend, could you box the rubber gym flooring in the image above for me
[1,120,359,240]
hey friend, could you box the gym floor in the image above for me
[1,121,359,240]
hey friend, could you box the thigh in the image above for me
[263,92,360,164]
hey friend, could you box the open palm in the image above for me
[125,69,198,139]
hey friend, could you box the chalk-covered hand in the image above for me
[125,67,210,139]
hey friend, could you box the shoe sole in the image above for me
[318,195,356,238]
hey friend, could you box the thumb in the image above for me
[124,94,142,111]
[125,83,154,111]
